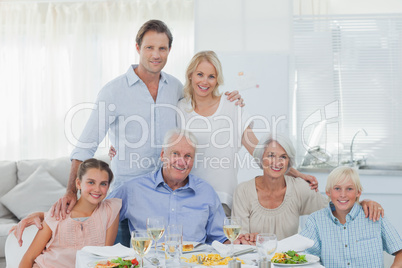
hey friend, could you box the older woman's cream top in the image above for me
[232,175,327,240]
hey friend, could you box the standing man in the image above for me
[53,20,242,219]
[47,20,242,246]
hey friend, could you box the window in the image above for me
[291,14,402,167]
[0,0,194,161]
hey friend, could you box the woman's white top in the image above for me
[177,96,253,208]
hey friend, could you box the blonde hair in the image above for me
[183,51,223,110]
[326,166,363,202]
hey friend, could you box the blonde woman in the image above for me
[176,51,317,215]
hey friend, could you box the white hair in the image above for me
[162,128,198,151]
[252,132,295,174]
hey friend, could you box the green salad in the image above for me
[111,257,139,268]
[271,250,308,264]
[96,257,139,268]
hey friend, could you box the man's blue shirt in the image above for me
[107,168,227,244]
[301,202,402,268]
[71,65,183,188]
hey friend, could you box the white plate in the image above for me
[272,254,320,266]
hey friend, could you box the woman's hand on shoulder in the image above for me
[225,91,244,107]
[360,199,384,222]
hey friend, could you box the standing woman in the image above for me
[176,51,315,215]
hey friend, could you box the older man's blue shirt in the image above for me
[107,168,227,244]
[301,202,402,268]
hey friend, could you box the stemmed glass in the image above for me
[146,216,166,258]
[131,230,152,268]
[223,217,241,257]
[256,233,277,262]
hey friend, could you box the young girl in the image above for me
[301,166,402,267]
[19,159,121,268]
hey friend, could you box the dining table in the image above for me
[76,243,325,268]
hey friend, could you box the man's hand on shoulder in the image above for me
[9,212,44,247]
[225,91,245,107]
[50,191,77,220]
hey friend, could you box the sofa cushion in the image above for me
[17,155,110,188]
[0,161,18,219]
[17,156,71,187]
[0,218,18,258]
[0,166,66,220]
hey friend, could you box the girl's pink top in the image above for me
[33,198,122,268]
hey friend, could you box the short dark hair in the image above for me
[136,20,173,48]
[77,158,114,184]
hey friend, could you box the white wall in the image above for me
[194,0,293,182]
[294,0,402,16]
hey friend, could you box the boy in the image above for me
[301,166,402,268]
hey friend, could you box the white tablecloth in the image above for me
[76,244,325,268]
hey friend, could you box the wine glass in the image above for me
[131,230,152,268]
[256,233,277,262]
[146,216,166,258]
[223,217,241,257]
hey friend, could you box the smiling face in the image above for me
[261,141,289,179]
[326,177,361,216]
[191,60,218,98]
[160,135,195,190]
[76,168,110,206]
[136,30,170,75]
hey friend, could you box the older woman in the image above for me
[232,133,384,242]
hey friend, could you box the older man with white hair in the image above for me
[108,128,228,243]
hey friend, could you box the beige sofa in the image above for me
[0,155,109,266]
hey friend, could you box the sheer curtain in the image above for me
[0,0,194,161]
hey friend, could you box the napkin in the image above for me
[81,243,133,257]
[211,241,255,258]
[276,234,314,253]
[211,241,230,257]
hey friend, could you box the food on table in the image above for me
[182,253,244,266]
[182,244,194,252]
[94,261,119,268]
[271,250,308,264]
[161,242,195,252]
[95,257,139,268]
